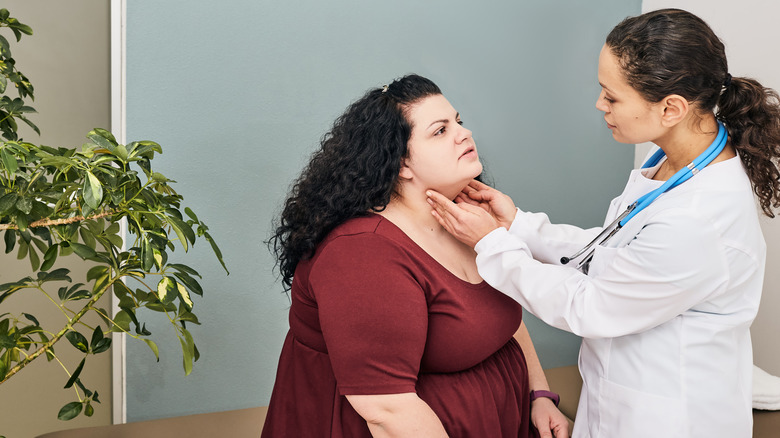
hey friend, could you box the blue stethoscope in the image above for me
[561,121,728,274]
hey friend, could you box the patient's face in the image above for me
[400,94,482,198]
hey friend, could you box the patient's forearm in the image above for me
[346,392,449,438]
[514,321,551,392]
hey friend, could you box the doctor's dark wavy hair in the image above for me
[607,8,780,217]
[269,74,442,290]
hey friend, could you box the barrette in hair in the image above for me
[382,85,389,93]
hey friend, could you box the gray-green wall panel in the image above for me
[126,0,641,421]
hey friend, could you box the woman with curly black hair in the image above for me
[428,9,780,437]
[263,74,568,437]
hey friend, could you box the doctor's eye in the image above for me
[603,96,616,104]
[457,119,464,126]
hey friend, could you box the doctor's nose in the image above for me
[595,90,609,112]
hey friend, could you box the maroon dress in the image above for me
[262,215,537,437]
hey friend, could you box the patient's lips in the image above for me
[459,146,477,160]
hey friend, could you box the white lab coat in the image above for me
[475,155,765,437]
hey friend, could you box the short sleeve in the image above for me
[309,233,428,395]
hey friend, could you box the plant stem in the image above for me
[0,276,115,384]
[51,352,84,401]
[0,210,116,230]
[36,285,72,321]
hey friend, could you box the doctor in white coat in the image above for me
[427,9,780,438]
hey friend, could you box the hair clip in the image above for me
[382,85,389,93]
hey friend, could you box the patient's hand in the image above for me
[426,189,502,248]
[531,398,570,438]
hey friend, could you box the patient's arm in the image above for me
[514,322,570,438]
[346,392,449,438]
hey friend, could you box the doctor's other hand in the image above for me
[531,398,570,438]
[427,189,502,248]
[458,180,517,230]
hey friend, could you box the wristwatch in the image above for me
[530,390,560,407]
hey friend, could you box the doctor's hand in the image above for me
[531,398,570,438]
[456,180,517,230]
[426,189,502,248]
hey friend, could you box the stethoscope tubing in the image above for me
[560,122,728,269]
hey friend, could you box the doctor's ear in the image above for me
[659,94,689,127]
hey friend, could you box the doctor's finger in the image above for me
[468,179,492,191]
[426,190,461,215]
[455,191,480,207]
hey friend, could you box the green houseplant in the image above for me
[0,9,228,423]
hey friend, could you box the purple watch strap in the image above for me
[530,390,560,407]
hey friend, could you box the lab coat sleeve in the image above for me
[506,208,601,265]
[475,207,730,338]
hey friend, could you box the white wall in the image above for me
[640,0,780,375]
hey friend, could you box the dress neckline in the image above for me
[367,213,488,288]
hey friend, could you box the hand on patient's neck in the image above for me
[383,189,451,234]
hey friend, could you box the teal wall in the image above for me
[125,0,641,421]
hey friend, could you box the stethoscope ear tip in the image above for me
[560,257,571,265]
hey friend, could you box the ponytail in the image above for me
[717,77,780,217]
[606,8,780,218]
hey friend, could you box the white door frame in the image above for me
[110,0,127,425]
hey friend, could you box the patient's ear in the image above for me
[398,158,413,180]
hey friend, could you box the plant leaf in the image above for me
[0,192,18,215]
[179,328,195,376]
[86,128,117,151]
[40,267,71,282]
[167,263,200,277]
[3,229,15,253]
[90,326,104,351]
[22,312,39,326]
[79,227,96,249]
[143,338,159,362]
[15,196,32,214]
[63,358,85,388]
[40,243,58,271]
[141,238,153,271]
[204,232,229,274]
[65,331,89,353]
[184,207,199,222]
[92,337,111,354]
[0,354,7,380]
[86,265,108,282]
[1,148,17,175]
[110,310,131,332]
[173,271,203,296]
[83,171,103,210]
[15,213,27,232]
[27,243,40,271]
[57,401,83,421]
[157,276,175,304]
[69,242,96,259]
[176,281,193,311]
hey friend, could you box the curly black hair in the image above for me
[268,74,442,290]
[607,8,780,217]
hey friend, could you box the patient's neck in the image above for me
[380,189,453,237]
